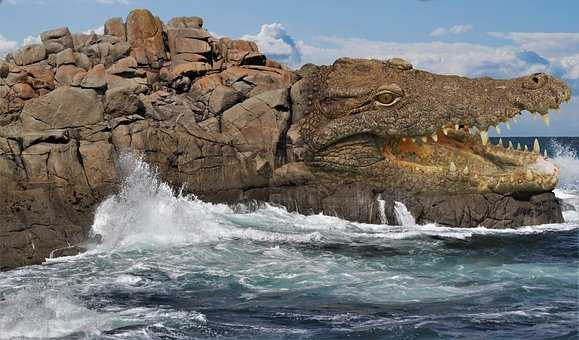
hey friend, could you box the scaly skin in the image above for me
[291,58,572,195]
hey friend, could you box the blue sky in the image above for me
[1,0,578,136]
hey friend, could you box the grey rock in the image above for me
[167,16,204,28]
[104,17,127,40]
[41,27,74,54]
[81,64,107,90]
[55,48,75,66]
[13,44,46,66]
[21,86,104,131]
[208,85,244,114]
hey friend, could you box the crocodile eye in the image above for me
[375,91,400,106]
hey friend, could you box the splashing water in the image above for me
[551,140,579,192]
[0,148,577,339]
[394,201,416,226]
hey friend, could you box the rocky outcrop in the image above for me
[0,9,566,271]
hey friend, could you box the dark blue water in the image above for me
[0,138,577,340]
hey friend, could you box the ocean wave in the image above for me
[0,287,113,339]
[86,154,578,253]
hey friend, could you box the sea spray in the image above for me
[90,154,235,249]
[394,201,416,227]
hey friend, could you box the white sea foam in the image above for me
[551,140,579,192]
[86,154,578,253]
[0,288,112,339]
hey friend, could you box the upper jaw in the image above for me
[397,73,572,147]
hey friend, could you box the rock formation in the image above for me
[0,9,570,270]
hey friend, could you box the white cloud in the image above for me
[242,23,301,67]
[83,25,104,35]
[430,24,473,37]
[297,37,550,79]
[22,35,41,46]
[0,34,18,57]
[490,32,579,57]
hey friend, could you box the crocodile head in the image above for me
[291,58,572,195]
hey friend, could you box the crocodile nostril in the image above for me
[532,76,540,83]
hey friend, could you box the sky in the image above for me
[1,0,578,136]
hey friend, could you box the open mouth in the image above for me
[382,110,563,194]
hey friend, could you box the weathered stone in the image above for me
[126,9,165,67]
[55,48,75,66]
[12,83,35,99]
[105,83,146,117]
[167,16,204,28]
[221,66,296,97]
[0,61,9,78]
[172,53,208,64]
[104,17,127,40]
[174,38,211,55]
[22,64,55,90]
[81,64,107,90]
[79,141,117,191]
[12,44,46,66]
[41,27,74,54]
[74,52,92,71]
[386,57,413,70]
[71,70,87,87]
[55,64,85,85]
[222,88,290,156]
[208,85,244,114]
[72,32,97,50]
[106,56,138,76]
[172,62,211,76]
[21,86,104,131]
[229,40,258,52]
[108,42,131,63]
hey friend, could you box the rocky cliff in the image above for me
[0,9,564,270]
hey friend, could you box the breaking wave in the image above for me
[88,154,578,252]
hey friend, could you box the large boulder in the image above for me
[12,44,46,66]
[167,16,204,29]
[21,86,104,131]
[126,9,165,68]
[41,27,74,54]
[222,88,290,161]
[104,17,127,41]
[81,64,107,90]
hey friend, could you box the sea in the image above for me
[0,137,577,340]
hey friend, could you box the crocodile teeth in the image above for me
[542,115,550,126]
[455,124,460,130]
[524,145,529,152]
[480,130,489,145]
[544,149,548,158]
[431,133,438,142]
[443,128,449,135]
[533,138,541,153]
[421,136,428,143]
[462,166,469,175]
[498,138,503,147]
[505,121,511,130]
[495,126,501,135]
[508,141,513,149]
[526,170,534,181]
[449,161,457,173]
[517,143,521,150]
[411,138,416,143]
[402,137,407,142]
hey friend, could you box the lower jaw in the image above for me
[381,135,559,195]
